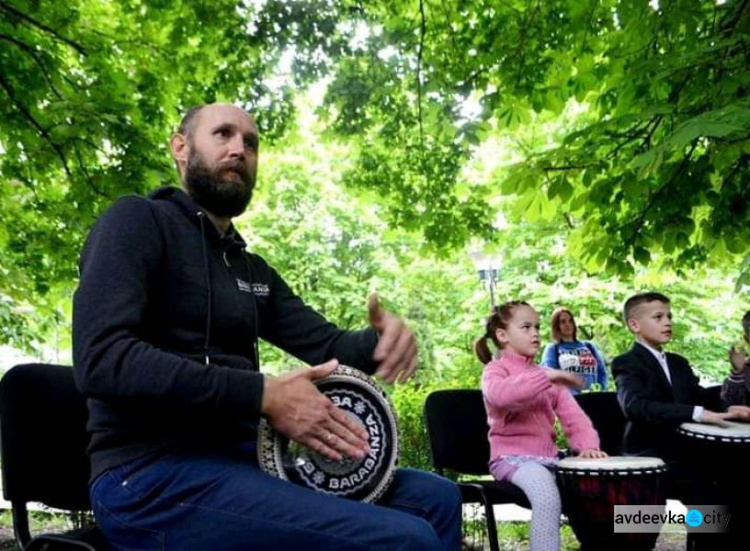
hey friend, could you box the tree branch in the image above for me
[71,141,107,198]
[0,73,74,183]
[720,0,749,36]
[0,1,87,56]
[0,34,63,99]
[513,0,540,89]
[622,141,699,251]
[416,0,427,162]
[542,164,597,172]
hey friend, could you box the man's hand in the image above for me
[729,346,747,375]
[369,293,417,384]
[578,449,608,459]
[261,359,370,462]
[727,405,750,422]
[698,409,734,426]
[545,370,585,390]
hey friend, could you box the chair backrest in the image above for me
[0,363,92,510]
[574,391,626,456]
[424,389,490,476]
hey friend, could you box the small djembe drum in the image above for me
[257,365,399,503]
[556,456,667,550]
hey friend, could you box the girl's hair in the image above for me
[475,300,530,364]
[550,307,577,343]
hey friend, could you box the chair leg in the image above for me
[11,501,32,548]
[479,492,500,551]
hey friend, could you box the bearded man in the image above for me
[72,103,461,550]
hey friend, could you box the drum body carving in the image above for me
[258,365,399,503]
[556,456,667,550]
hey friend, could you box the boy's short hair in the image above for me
[623,292,671,323]
[742,310,750,337]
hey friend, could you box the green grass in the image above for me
[462,515,581,550]
[0,509,90,550]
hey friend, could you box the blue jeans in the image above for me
[90,448,462,550]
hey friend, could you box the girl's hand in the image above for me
[578,448,608,459]
[546,370,584,389]
[729,346,747,375]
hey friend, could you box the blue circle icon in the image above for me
[686,509,703,527]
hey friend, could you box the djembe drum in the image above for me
[677,420,750,541]
[257,365,399,503]
[556,456,667,550]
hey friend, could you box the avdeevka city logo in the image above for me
[614,505,729,533]
[685,509,703,528]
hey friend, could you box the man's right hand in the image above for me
[260,359,370,462]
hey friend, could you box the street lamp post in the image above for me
[472,253,502,309]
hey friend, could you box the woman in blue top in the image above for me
[540,307,608,393]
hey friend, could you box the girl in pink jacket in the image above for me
[476,301,606,551]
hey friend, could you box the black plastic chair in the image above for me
[423,389,530,551]
[0,363,107,550]
[574,391,626,456]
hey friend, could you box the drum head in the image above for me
[557,456,666,474]
[678,421,750,443]
[257,365,399,503]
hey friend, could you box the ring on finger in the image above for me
[325,431,334,444]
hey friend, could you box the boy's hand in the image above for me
[546,370,585,389]
[728,346,747,375]
[578,449,608,459]
[727,405,750,422]
[698,409,734,426]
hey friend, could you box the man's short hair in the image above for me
[177,105,205,142]
[742,310,750,337]
[623,292,670,323]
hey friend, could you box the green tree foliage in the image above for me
[321,0,750,278]
[1,1,749,470]
[3,0,749,347]
[234,113,746,471]
[0,0,352,343]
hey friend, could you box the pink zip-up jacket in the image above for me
[481,350,600,462]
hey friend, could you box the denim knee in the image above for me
[389,515,442,549]
[428,473,463,519]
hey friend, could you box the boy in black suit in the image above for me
[612,292,740,549]
[612,292,731,458]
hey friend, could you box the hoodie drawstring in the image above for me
[197,212,212,365]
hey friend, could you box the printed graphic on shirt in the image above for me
[237,279,253,293]
[252,283,269,296]
[558,348,597,375]
[236,279,270,297]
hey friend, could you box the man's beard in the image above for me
[184,151,255,218]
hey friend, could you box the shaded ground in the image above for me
[462,521,688,550]
[0,516,689,550]
[0,528,17,551]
